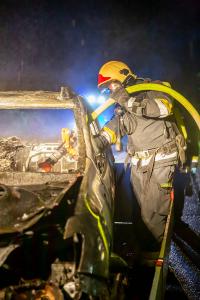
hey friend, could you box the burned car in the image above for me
[0,87,179,300]
[0,87,116,299]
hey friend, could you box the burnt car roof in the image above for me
[0,89,77,109]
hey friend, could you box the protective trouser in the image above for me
[130,164,175,250]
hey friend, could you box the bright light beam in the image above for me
[97,95,105,103]
[87,95,96,103]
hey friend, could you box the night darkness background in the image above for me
[0,0,199,148]
[0,2,200,296]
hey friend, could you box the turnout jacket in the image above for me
[100,80,180,167]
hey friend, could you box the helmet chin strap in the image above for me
[123,74,137,87]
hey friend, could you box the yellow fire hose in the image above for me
[91,97,116,120]
[91,83,200,131]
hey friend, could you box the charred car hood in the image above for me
[0,172,79,234]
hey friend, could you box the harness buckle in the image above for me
[143,150,150,158]
[135,150,151,159]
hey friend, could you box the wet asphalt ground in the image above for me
[114,161,200,299]
[168,167,200,299]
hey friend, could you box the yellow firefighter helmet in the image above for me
[97,60,137,88]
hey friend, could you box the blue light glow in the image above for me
[84,92,115,127]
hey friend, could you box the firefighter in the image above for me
[96,60,185,250]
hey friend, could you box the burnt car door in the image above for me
[59,97,116,299]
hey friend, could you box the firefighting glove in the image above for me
[110,87,130,107]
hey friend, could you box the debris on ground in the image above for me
[0,137,24,172]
